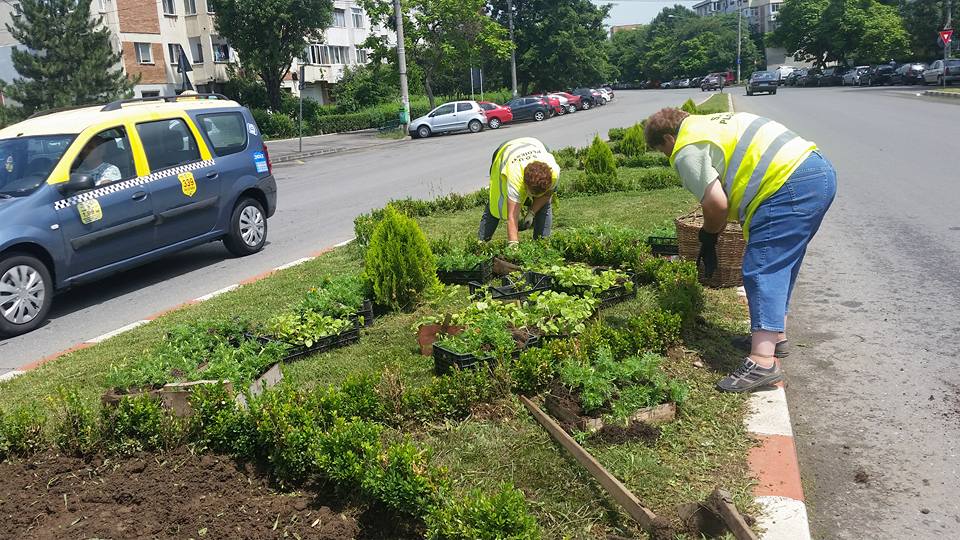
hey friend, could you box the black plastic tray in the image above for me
[647,236,679,256]
[565,269,638,309]
[255,317,362,363]
[356,299,374,328]
[467,272,553,301]
[433,331,540,375]
[437,258,494,285]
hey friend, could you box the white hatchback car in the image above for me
[409,101,487,139]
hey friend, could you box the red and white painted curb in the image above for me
[0,237,356,382]
[737,286,812,539]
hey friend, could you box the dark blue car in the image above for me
[0,94,277,337]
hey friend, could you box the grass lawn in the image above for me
[696,93,730,114]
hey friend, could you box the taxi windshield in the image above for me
[0,134,75,197]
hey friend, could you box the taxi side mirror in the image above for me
[62,173,95,194]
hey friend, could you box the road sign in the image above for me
[940,29,953,46]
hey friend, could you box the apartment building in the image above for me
[693,0,782,34]
[0,0,386,104]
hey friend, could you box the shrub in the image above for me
[618,123,647,158]
[251,109,297,139]
[54,390,101,457]
[354,190,489,248]
[551,146,579,170]
[310,416,383,485]
[680,98,700,114]
[630,166,682,190]
[654,260,704,325]
[607,127,627,141]
[549,224,650,269]
[621,152,670,168]
[249,387,325,485]
[575,136,620,194]
[403,369,498,423]
[101,395,183,456]
[361,440,449,517]
[0,406,47,458]
[509,348,556,395]
[364,205,437,310]
[426,484,542,540]
[189,383,254,456]
[626,309,682,353]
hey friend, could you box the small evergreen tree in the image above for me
[365,206,437,310]
[680,99,700,115]
[578,135,619,193]
[6,0,134,113]
[618,123,647,158]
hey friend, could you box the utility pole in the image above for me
[394,0,411,133]
[946,0,954,88]
[507,0,518,97]
[737,0,744,84]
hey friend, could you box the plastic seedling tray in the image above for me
[437,257,495,285]
[467,271,553,301]
[647,236,679,257]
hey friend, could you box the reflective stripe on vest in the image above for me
[670,112,816,237]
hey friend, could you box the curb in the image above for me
[736,286,812,539]
[270,137,407,164]
[923,89,960,99]
[0,237,356,382]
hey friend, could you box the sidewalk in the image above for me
[266,130,408,163]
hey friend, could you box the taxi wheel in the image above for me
[0,253,53,338]
[224,197,267,257]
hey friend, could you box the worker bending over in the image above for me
[479,137,560,245]
[645,108,836,393]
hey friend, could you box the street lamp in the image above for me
[737,0,751,84]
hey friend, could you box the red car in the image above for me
[554,91,583,112]
[537,94,565,116]
[477,101,513,129]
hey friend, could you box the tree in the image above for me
[489,0,614,93]
[210,0,334,111]
[5,0,133,113]
[609,27,646,83]
[897,0,950,60]
[774,0,831,65]
[333,63,398,112]
[363,0,511,108]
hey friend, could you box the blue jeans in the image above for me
[743,151,837,332]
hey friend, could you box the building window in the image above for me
[770,3,779,12]
[135,42,153,64]
[333,8,345,27]
[307,45,349,65]
[194,42,204,63]
[351,7,364,28]
[169,44,182,65]
[162,0,176,16]
[184,0,196,15]
[212,37,230,63]
[356,48,368,64]
[206,0,214,13]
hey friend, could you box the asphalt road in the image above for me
[0,88,702,373]
[736,85,960,538]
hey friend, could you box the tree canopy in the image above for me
[5,0,133,113]
[209,0,334,111]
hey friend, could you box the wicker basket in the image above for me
[675,209,746,288]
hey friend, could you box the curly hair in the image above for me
[523,161,554,194]
[644,108,691,149]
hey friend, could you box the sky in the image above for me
[592,0,700,27]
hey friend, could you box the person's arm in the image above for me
[506,199,521,242]
[529,192,552,215]
[700,179,728,234]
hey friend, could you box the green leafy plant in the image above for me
[299,274,367,318]
[681,98,700,114]
[361,440,450,517]
[508,348,556,395]
[551,146,579,169]
[621,152,670,169]
[435,247,489,272]
[607,127,627,141]
[543,264,633,297]
[426,484,542,540]
[578,135,620,193]
[549,224,650,269]
[654,260,705,325]
[434,309,517,359]
[189,382,254,456]
[101,395,184,456]
[402,368,498,423]
[54,389,101,456]
[0,406,47,459]
[266,312,354,349]
[618,123,647,158]
[523,290,597,336]
[626,309,682,354]
[365,205,438,310]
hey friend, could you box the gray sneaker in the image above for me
[716,358,783,393]
[731,336,790,358]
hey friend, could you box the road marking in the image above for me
[0,370,24,382]
[755,496,812,540]
[333,237,356,248]
[87,320,152,344]
[274,257,315,271]
[747,385,794,437]
[193,284,240,302]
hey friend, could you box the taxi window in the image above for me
[136,118,201,171]
[70,127,136,187]
[198,112,248,156]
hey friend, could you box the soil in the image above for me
[0,449,419,540]
[592,421,661,445]
[854,468,870,484]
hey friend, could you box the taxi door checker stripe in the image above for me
[52,159,216,210]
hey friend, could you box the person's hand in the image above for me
[697,229,719,278]
[518,212,534,232]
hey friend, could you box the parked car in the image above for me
[570,88,599,109]
[690,77,703,88]
[785,69,807,86]
[775,65,796,85]
[701,73,725,91]
[410,100,486,139]
[660,81,673,89]
[0,94,277,336]
[545,93,573,114]
[600,86,615,100]
[676,78,691,89]
[797,68,820,87]
[842,66,870,86]
[864,65,895,86]
[554,91,583,112]
[890,62,927,85]
[922,59,960,85]
[818,66,848,86]
[536,94,563,116]
[746,71,778,95]
[477,101,512,129]
[504,96,550,122]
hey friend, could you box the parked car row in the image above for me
[779,60,959,88]
[409,87,615,139]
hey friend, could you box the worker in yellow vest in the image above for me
[645,108,836,393]
[479,137,560,244]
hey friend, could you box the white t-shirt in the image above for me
[673,142,726,202]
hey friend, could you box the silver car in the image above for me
[842,66,869,86]
[410,101,486,139]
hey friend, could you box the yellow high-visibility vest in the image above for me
[488,137,559,220]
[670,112,816,239]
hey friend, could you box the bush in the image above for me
[549,224,650,269]
[654,260,704,325]
[577,136,620,194]
[403,368,498,423]
[680,98,700,114]
[551,146,579,170]
[426,484,542,540]
[333,63,399,113]
[101,395,183,456]
[54,390,101,457]
[508,348,556,395]
[354,190,489,248]
[361,440,449,517]
[0,406,47,459]
[620,152,669,168]
[310,416,383,485]
[252,109,297,139]
[189,383,254,456]
[607,127,627,141]
[365,205,437,310]
[618,123,647,158]
[626,309,682,353]
[630,167,682,190]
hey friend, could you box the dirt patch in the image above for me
[854,468,870,484]
[0,449,418,539]
[592,421,661,445]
